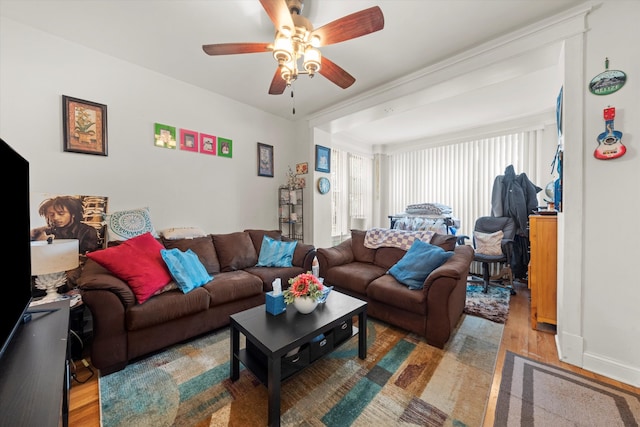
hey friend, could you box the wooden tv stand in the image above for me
[0,300,70,426]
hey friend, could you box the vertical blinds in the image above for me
[388,130,541,238]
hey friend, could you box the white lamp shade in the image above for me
[30,239,79,276]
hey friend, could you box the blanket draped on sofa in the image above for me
[364,227,434,250]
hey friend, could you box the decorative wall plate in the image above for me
[317,177,330,194]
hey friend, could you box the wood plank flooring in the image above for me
[68,281,639,426]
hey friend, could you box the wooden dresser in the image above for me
[528,214,557,330]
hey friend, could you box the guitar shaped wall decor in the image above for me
[595,107,626,160]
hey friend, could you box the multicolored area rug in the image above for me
[464,283,511,323]
[100,315,504,427]
[495,351,640,426]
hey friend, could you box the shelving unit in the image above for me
[278,187,303,241]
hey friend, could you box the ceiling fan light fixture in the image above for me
[303,46,321,76]
[203,1,384,96]
[280,60,297,85]
[309,34,321,48]
[273,32,293,64]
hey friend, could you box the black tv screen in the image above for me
[0,138,32,360]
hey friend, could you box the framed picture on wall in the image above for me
[296,162,308,175]
[218,137,233,158]
[315,145,330,173]
[154,123,177,149]
[200,133,216,155]
[257,142,274,177]
[62,95,108,156]
[179,129,198,152]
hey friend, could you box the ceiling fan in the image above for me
[202,0,384,95]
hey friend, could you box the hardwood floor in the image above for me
[68,281,639,426]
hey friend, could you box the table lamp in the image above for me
[30,239,79,303]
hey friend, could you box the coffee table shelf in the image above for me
[238,325,359,384]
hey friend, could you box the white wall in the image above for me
[2,1,639,388]
[0,18,311,237]
[560,0,640,386]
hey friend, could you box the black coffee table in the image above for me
[230,290,367,427]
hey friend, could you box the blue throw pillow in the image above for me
[387,239,454,290]
[161,248,213,293]
[256,236,297,267]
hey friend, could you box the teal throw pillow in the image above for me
[387,239,454,290]
[161,248,213,293]
[256,235,297,267]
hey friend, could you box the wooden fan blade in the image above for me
[319,57,356,89]
[312,6,384,46]
[259,0,294,31]
[202,42,271,56]
[268,67,287,95]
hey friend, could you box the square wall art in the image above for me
[180,128,198,152]
[200,133,216,155]
[154,123,177,149]
[218,137,232,158]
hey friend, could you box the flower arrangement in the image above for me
[286,166,306,190]
[283,272,324,304]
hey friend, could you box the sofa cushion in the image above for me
[256,235,297,267]
[474,230,503,256]
[351,230,376,263]
[86,232,171,303]
[244,229,282,254]
[105,206,157,241]
[212,231,258,272]
[201,270,264,306]
[126,287,211,331]
[161,248,213,293]
[161,235,220,274]
[367,274,428,315]
[430,233,457,251]
[243,265,306,292]
[160,227,207,240]
[387,239,454,290]
[374,247,407,270]
[324,262,387,295]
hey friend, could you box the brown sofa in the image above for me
[316,230,473,348]
[77,229,315,375]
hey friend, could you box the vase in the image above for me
[293,296,318,314]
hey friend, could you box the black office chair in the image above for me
[459,216,517,295]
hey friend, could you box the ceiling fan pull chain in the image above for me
[291,86,296,115]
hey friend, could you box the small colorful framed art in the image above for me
[180,129,198,152]
[200,133,216,155]
[315,145,330,173]
[154,123,177,149]
[296,162,308,175]
[218,138,233,158]
[257,143,274,177]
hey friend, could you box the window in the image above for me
[331,148,373,244]
[387,130,541,238]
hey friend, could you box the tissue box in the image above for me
[266,291,286,315]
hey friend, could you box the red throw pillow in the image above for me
[86,232,171,303]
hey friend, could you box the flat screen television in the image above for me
[0,138,33,360]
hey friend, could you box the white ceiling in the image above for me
[0,0,586,147]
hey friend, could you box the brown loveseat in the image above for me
[77,229,315,375]
[316,230,473,348]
